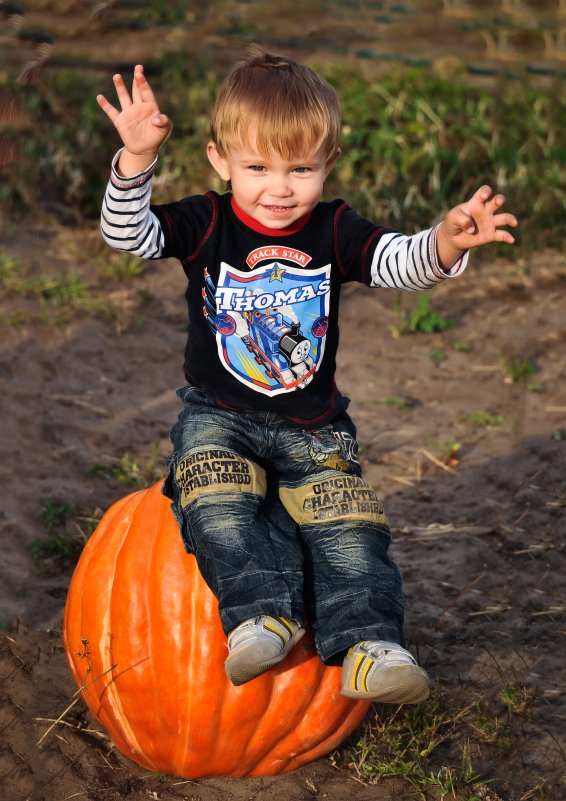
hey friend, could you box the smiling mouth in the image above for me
[263,205,294,212]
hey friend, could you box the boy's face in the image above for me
[207,132,339,230]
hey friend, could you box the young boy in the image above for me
[97,51,517,704]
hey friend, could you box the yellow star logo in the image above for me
[269,264,285,282]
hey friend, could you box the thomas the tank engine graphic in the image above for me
[202,268,319,391]
[242,308,315,388]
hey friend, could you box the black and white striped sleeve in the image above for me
[100,150,166,258]
[368,224,468,290]
[335,203,469,290]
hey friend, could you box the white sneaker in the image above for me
[225,615,306,686]
[341,640,430,704]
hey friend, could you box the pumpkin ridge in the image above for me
[281,687,369,773]
[150,489,181,770]
[239,641,320,773]
[100,501,147,758]
[135,485,168,767]
[66,491,149,761]
[256,658,369,774]
[251,654,330,774]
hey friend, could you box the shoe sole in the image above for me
[340,664,430,704]
[226,628,306,686]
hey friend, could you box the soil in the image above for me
[1,2,566,800]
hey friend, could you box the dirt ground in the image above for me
[1,225,565,800]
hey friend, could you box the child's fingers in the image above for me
[96,93,119,122]
[112,73,133,108]
[494,212,518,227]
[491,208,518,243]
[494,228,516,244]
[134,65,158,105]
[484,192,507,216]
[470,184,494,205]
[131,64,161,113]
[151,113,171,130]
[131,64,148,104]
[451,206,477,235]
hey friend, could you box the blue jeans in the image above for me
[162,386,405,664]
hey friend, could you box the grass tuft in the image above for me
[30,500,78,565]
[391,295,456,337]
[460,411,507,428]
[499,350,536,385]
[333,688,481,797]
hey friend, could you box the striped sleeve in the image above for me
[100,150,166,259]
[335,203,468,290]
[368,224,468,290]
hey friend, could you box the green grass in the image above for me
[2,59,564,253]
[499,350,536,385]
[333,689,481,798]
[87,444,163,489]
[0,232,156,330]
[383,395,414,411]
[431,347,448,365]
[499,684,537,719]
[29,500,78,565]
[391,295,456,337]
[29,500,102,566]
[332,677,558,800]
[460,411,507,428]
[0,254,18,285]
[452,341,473,353]
[426,436,462,465]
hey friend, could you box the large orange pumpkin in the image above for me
[63,482,370,777]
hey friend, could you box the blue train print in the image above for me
[202,268,317,390]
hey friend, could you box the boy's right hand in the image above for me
[97,64,172,175]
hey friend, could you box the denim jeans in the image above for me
[162,386,405,664]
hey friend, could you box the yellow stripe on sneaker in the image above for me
[351,653,365,691]
[278,617,294,636]
[360,656,374,692]
[263,619,287,645]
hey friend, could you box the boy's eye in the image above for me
[293,167,311,174]
[248,165,266,172]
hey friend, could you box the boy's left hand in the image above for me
[437,185,518,269]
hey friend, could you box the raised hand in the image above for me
[97,64,172,161]
[448,184,517,244]
[436,185,518,270]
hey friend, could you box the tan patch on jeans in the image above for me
[279,475,388,525]
[176,448,266,507]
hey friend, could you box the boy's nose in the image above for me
[268,176,292,197]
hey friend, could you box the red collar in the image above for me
[230,195,312,236]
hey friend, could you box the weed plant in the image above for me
[499,350,536,385]
[29,500,78,565]
[2,56,563,255]
[390,295,456,337]
[30,500,101,566]
[460,411,507,428]
[333,689,481,798]
[87,444,163,489]
[333,680,558,799]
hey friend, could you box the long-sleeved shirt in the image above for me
[101,151,468,427]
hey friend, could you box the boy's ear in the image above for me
[207,142,231,181]
[324,148,341,178]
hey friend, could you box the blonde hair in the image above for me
[210,49,341,161]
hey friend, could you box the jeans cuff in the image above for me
[219,601,305,636]
[315,624,405,666]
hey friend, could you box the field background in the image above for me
[1,2,565,800]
